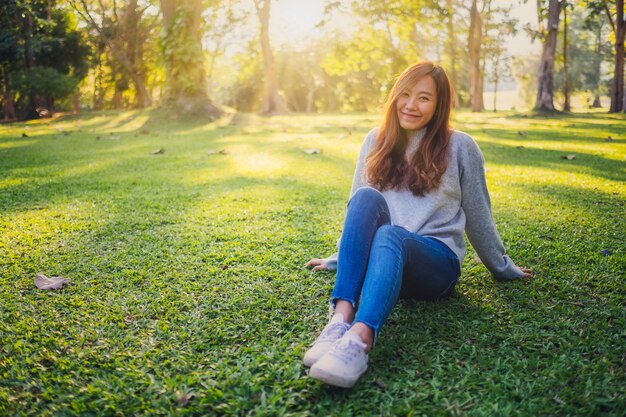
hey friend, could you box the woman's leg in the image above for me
[352,226,461,344]
[331,187,391,317]
[304,187,389,368]
[309,222,460,388]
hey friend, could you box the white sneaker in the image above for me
[308,331,369,388]
[303,314,350,367]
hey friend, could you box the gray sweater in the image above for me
[323,127,525,281]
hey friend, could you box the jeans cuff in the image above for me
[329,296,357,310]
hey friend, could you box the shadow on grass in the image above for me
[476,139,625,183]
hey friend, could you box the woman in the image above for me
[303,61,531,389]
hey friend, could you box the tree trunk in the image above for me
[125,0,151,108]
[254,0,287,115]
[22,12,39,119]
[1,67,17,120]
[535,0,562,112]
[608,0,625,113]
[305,87,316,113]
[562,3,570,111]
[469,0,484,112]
[592,20,603,108]
[446,0,459,106]
[160,0,221,117]
[492,54,499,112]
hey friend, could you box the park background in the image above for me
[1,0,625,117]
[1,0,625,416]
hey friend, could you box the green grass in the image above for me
[0,109,624,416]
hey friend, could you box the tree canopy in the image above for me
[0,0,623,120]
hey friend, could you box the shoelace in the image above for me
[313,322,348,344]
[327,338,366,364]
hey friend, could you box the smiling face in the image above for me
[395,75,438,132]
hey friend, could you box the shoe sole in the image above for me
[308,364,368,388]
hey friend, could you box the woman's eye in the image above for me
[419,97,429,102]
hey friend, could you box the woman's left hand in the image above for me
[519,268,532,278]
[305,258,328,271]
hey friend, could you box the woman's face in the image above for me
[395,76,438,132]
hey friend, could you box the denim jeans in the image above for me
[331,187,461,336]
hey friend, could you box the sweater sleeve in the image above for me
[321,130,378,272]
[349,128,377,197]
[460,136,525,281]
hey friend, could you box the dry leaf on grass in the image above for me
[207,149,229,155]
[304,148,321,155]
[35,273,71,290]
[562,154,576,160]
[151,147,165,155]
[177,392,195,406]
[374,379,387,390]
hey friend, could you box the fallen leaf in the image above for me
[207,149,229,155]
[562,154,576,160]
[517,131,525,136]
[605,136,613,142]
[35,273,71,290]
[139,129,150,134]
[304,148,321,155]
[177,392,194,406]
[151,147,165,155]
[101,134,120,140]
[516,145,524,149]
[374,379,387,390]
[21,133,29,138]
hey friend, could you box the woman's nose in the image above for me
[405,97,417,110]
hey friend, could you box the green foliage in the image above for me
[160,2,208,98]
[554,5,612,98]
[0,110,624,415]
[0,1,89,118]
[16,66,79,99]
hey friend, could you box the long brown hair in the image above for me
[366,61,454,196]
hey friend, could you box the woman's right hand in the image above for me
[305,258,328,271]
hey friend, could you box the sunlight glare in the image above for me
[270,0,325,44]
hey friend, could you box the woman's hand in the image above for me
[305,258,328,271]
[519,267,533,279]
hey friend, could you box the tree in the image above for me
[0,2,21,120]
[581,6,612,107]
[70,0,154,108]
[159,0,221,117]
[468,0,485,111]
[535,0,564,111]
[584,0,625,112]
[445,0,460,92]
[603,0,625,112]
[0,1,89,119]
[253,0,287,114]
[562,1,571,111]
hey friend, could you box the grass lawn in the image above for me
[0,109,624,416]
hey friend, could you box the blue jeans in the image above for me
[332,187,461,336]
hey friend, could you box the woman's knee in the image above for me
[372,225,405,250]
[350,187,386,206]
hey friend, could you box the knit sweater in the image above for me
[322,127,525,281]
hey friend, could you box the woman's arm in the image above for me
[459,136,532,281]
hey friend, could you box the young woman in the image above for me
[303,61,531,389]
